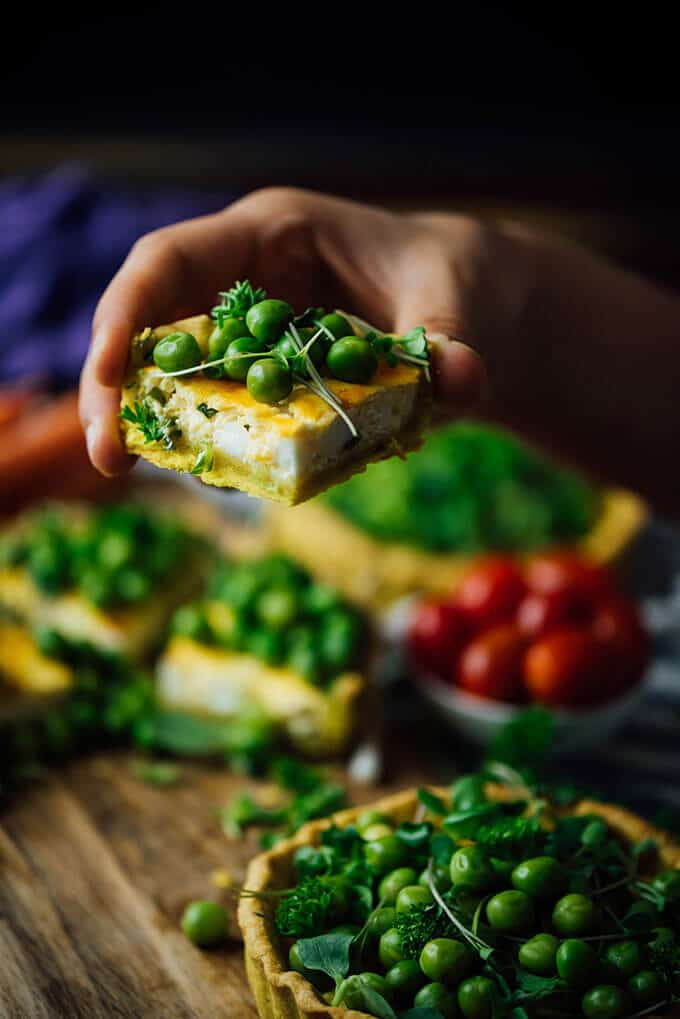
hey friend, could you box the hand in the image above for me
[80,188,529,475]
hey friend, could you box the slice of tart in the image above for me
[119,286,432,505]
[155,554,372,756]
[0,502,209,661]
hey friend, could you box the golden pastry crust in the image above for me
[239,786,680,1019]
[120,315,432,505]
[267,489,647,609]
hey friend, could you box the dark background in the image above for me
[3,3,680,279]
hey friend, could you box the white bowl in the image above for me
[415,671,649,755]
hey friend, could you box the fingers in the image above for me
[79,355,135,476]
[90,206,259,389]
[394,282,487,418]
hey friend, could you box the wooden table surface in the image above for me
[0,752,397,1018]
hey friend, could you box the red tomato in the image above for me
[454,557,526,630]
[456,623,527,703]
[516,589,585,639]
[592,597,650,689]
[523,626,611,707]
[524,553,615,611]
[408,600,469,677]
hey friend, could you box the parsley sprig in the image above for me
[120,400,180,449]
[211,280,266,324]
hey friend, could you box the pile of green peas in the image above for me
[1,505,192,609]
[171,554,364,687]
[285,805,680,1019]
[151,301,380,404]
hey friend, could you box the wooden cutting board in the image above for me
[0,752,402,1019]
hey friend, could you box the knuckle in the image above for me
[237,185,312,219]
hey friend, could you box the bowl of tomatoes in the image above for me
[405,552,651,751]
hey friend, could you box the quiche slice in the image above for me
[239,786,680,1019]
[120,311,431,506]
[0,502,209,661]
[155,554,373,756]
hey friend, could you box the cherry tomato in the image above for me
[592,598,650,689]
[524,553,614,610]
[516,590,584,639]
[454,558,526,630]
[523,626,609,707]
[408,600,469,677]
[457,623,527,703]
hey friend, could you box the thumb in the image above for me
[394,297,486,419]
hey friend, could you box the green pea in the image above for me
[246,629,284,665]
[365,835,406,875]
[420,938,474,984]
[518,933,560,976]
[365,907,397,941]
[304,583,340,615]
[153,331,202,373]
[115,568,151,603]
[555,939,598,989]
[384,959,424,1003]
[603,940,642,982]
[335,973,390,1009]
[486,890,534,933]
[395,885,433,913]
[246,299,294,344]
[319,312,353,341]
[379,927,406,969]
[362,823,394,842]
[420,864,452,893]
[223,336,266,381]
[274,331,326,374]
[357,809,389,833]
[415,982,458,1018]
[319,610,360,672]
[581,818,608,848]
[255,586,300,628]
[582,985,631,1019]
[180,900,228,947]
[627,970,665,1007]
[552,893,596,936]
[451,775,488,811]
[246,358,292,403]
[457,976,498,1019]
[653,869,680,902]
[209,317,251,359]
[171,603,211,642]
[511,857,565,899]
[450,846,496,893]
[379,867,418,905]
[326,336,378,384]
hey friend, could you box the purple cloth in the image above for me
[0,165,230,386]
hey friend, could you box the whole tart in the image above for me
[239,786,680,1019]
[266,489,647,609]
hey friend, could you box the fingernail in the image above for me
[85,420,99,462]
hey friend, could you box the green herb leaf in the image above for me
[430,833,455,866]
[417,788,448,815]
[150,712,232,755]
[396,821,432,850]
[486,706,554,770]
[129,759,182,787]
[294,930,354,981]
[211,280,266,323]
[400,1009,446,1019]
[399,326,428,358]
[511,971,566,1002]
[197,403,218,418]
[190,445,214,475]
[120,401,164,444]
[294,306,325,327]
